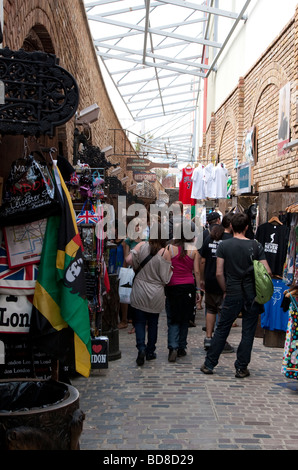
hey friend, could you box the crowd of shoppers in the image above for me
[120,205,271,378]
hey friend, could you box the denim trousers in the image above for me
[204,294,261,371]
[166,298,189,350]
[134,308,159,355]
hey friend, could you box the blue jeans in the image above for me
[166,298,189,350]
[204,294,262,371]
[134,308,159,355]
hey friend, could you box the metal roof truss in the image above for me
[84,0,251,163]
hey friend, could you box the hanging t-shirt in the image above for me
[255,222,290,276]
[191,164,206,200]
[204,163,216,199]
[179,167,196,205]
[261,278,289,332]
[214,163,228,199]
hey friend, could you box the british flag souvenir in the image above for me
[0,243,38,295]
[76,199,98,225]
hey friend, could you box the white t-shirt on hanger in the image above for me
[191,164,206,200]
[204,163,216,198]
[215,163,228,199]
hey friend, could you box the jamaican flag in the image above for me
[30,167,91,378]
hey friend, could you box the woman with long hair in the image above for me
[125,221,172,366]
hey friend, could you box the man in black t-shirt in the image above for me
[201,212,271,379]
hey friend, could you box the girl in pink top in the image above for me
[165,237,200,362]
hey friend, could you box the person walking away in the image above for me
[125,222,172,366]
[165,226,200,362]
[200,212,272,378]
[200,213,233,352]
[119,217,144,331]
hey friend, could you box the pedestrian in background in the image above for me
[200,213,233,351]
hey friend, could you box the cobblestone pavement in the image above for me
[72,308,298,451]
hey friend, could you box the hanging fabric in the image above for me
[282,295,298,379]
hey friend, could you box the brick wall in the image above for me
[1,0,137,188]
[203,8,298,196]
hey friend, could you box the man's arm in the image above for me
[216,257,226,294]
[260,259,273,277]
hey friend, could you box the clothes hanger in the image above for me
[268,216,283,225]
[185,163,192,168]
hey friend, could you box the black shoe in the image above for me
[136,350,146,366]
[222,342,234,353]
[146,352,157,361]
[168,349,177,362]
[177,349,187,357]
[200,364,213,375]
[235,368,250,378]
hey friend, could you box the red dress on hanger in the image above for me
[179,167,196,205]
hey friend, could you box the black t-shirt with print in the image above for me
[255,223,290,276]
[216,237,266,297]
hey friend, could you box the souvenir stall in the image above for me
[69,138,124,364]
[0,47,88,450]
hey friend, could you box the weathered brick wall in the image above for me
[1,0,136,187]
[203,9,298,196]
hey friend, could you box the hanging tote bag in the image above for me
[76,199,98,225]
[118,267,135,304]
[0,152,61,227]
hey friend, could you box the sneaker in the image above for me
[177,349,187,357]
[136,350,146,366]
[204,337,212,350]
[223,342,234,353]
[168,349,177,362]
[200,364,213,375]
[235,368,250,378]
[146,352,157,361]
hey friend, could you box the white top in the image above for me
[214,163,228,199]
[191,164,206,200]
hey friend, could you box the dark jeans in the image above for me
[165,297,189,350]
[134,308,159,355]
[204,294,262,371]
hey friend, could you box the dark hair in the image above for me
[231,212,249,234]
[210,224,224,241]
[222,212,233,229]
[148,222,167,255]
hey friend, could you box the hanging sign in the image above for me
[91,336,108,369]
[237,163,251,194]
[126,158,169,171]
[0,47,79,136]
[133,171,157,183]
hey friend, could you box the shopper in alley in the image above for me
[201,212,272,378]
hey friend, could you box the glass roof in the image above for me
[84,0,252,164]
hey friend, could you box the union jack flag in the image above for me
[0,243,38,294]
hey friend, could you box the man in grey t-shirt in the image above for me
[200,212,272,378]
